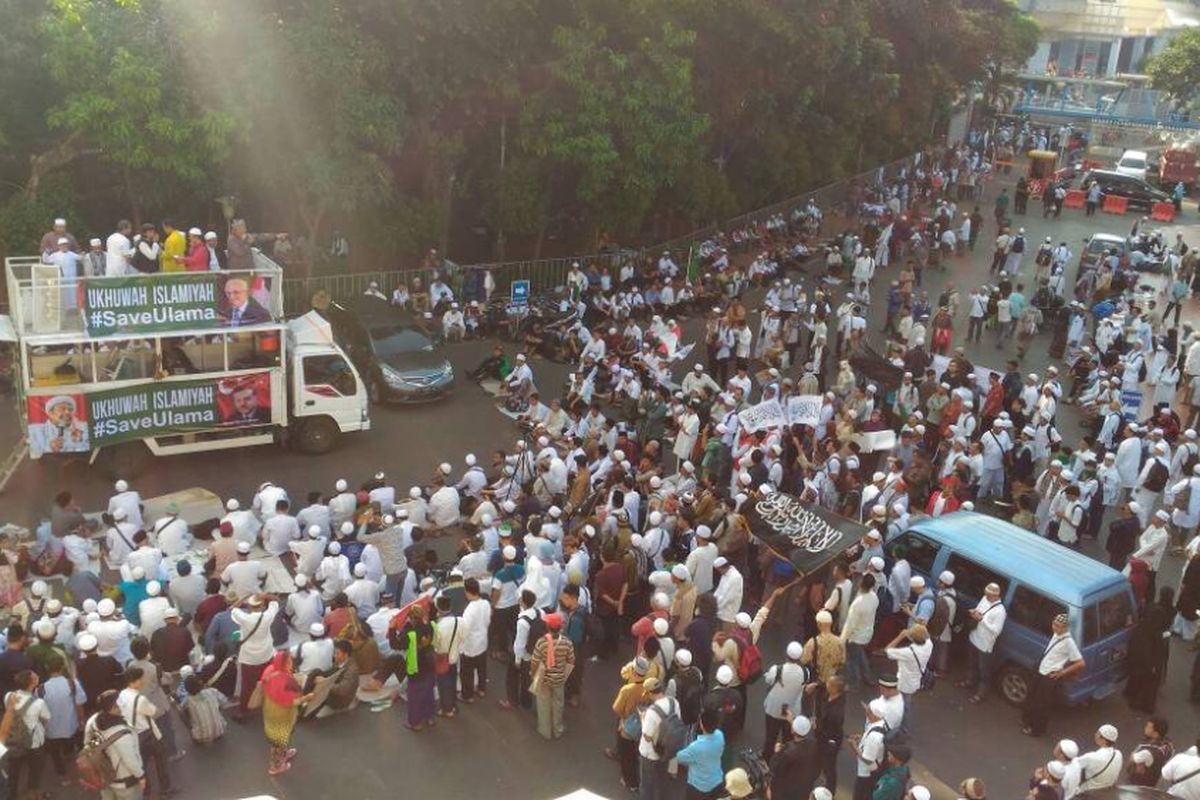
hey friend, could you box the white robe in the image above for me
[1115,438,1143,489]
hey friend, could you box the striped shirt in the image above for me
[531,634,575,688]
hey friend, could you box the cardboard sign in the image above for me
[786,394,823,427]
[739,399,786,433]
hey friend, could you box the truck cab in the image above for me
[287,311,370,453]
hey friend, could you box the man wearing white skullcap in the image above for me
[344,562,382,618]
[221,542,267,598]
[316,541,351,602]
[327,478,358,529]
[1076,724,1123,792]
[1132,509,1171,596]
[854,698,890,792]
[292,622,334,688]
[87,598,136,663]
[107,479,144,531]
[687,526,719,595]
[220,498,262,549]
[961,582,1006,702]
[138,580,173,638]
[761,635,810,759]
[712,557,744,631]
[397,486,429,529]
[283,572,325,647]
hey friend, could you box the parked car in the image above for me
[320,297,455,403]
[1078,232,1129,278]
[1080,169,1170,209]
[888,512,1136,706]
[1114,149,1150,182]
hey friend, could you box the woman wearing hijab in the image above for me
[1124,586,1174,714]
[399,604,437,731]
[259,650,312,775]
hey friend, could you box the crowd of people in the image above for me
[2,134,1200,800]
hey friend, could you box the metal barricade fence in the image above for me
[279,152,922,314]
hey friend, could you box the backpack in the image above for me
[739,747,772,791]
[523,613,548,657]
[673,665,705,725]
[927,594,952,639]
[3,695,36,757]
[649,698,688,760]
[76,723,132,790]
[729,627,764,684]
[1144,459,1169,492]
[1012,235,1025,254]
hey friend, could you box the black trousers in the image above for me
[460,652,488,698]
[598,613,620,659]
[762,713,788,760]
[1021,673,1058,735]
[506,660,532,708]
[820,739,842,793]
[854,774,877,800]
[139,730,173,794]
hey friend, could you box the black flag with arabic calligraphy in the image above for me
[744,491,869,574]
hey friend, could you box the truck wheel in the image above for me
[998,663,1033,706]
[296,417,339,454]
[99,442,150,480]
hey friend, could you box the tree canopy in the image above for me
[0,0,1036,263]
[1148,29,1200,108]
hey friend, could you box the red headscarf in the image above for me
[261,650,302,706]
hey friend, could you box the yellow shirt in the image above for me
[161,230,186,272]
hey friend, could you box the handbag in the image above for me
[434,619,459,676]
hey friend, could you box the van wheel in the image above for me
[998,664,1034,706]
[98,442,150,480]
[296,417,339,454]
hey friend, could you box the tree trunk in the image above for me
[122,165,142,228]
[25,131,92,201]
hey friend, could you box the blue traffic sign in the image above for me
[511,279,530,307]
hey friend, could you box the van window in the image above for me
[1007,586,1066,637]
[1083,591,1134,645]
[888,532,941,577]
[944,554,1008,600]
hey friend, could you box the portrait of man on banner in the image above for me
[28,394,90,456]
[217,373,272,425]
[219,276,271,327]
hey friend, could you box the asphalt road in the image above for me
[3,183,1200,800]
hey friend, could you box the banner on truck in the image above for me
[81,273,271,336]
[28,372,272,456]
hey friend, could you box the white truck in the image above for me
[0,253,370,485]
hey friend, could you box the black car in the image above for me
[1080,169,1170,209]
[320,298,455,403]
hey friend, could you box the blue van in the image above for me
[887,511,1136,705]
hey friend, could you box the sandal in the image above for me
[268,761,292,776]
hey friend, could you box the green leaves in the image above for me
[1148,29,1200,107]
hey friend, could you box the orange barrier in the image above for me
[1102,195,1128,215]
[1062,189,1086,209]
[1151,202,1176,222]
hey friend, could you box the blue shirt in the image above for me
[675,729,726,791]
[120,579,149,625]
[1008,291,1026,318]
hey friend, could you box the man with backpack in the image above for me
[1,668,51,800]
[850,697,889,800]
[665,649,704,726]
[639,676,687,799]
[761,641,808,760]
[926,571,958,676]
[711,586,785,733]
[80,689,144,799]
[501,589,542,711]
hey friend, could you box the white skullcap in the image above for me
[354,563,366,577]
[815,610,833,625]
[502,500,517,513]
[1128,501,1142,513]
[439,463,452,475]
[410,487,422,499]
[31,580,48,597]
[502,545,517,559]
[46,599,62,614]
[1058,739,1079,758]
[310,622,326,637]
[868,697,888,718]
[792,716,813,737]
[584,524,596,539]
[651,592,670,610]
[909,576,925,589]
[1156,509,1170,521]
[146,580,161,596]
[481,513,494,526]
[114,480,129,492]
[78,633,98,652]
[786,641,803,660]
[335,479,348,492]
[34,619,55,639]
[130,566,145,580]
[307,525,322,538]
[374,471,385,480]
[1098,724,1119,742]
[939,570,955,586]
[225,498,240,512]
[716,665,735,685]
[630,534,644,547]
[1046,762,1066,780]
[671,564,690,581]
[340,521,354,536]
[549,506,562,518]
[82,599,97,613]
[327,541,342,555]
[813,790,833,800]
[54,217,66,226]
[653,618,669,636]
[869,556,885,571]
[187,227,202,236]
[98,598,116,616]
[648,511,662,526]
[236,541,252,554]
[396,509,409,519]
[910,787,931,800]
[465,453,477,466]
[961,501,975,511]
[675,649,692,667]
[696,525,712,539]
[294,574,309,587]
[713,556,728,569]
[735,612,752,628]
